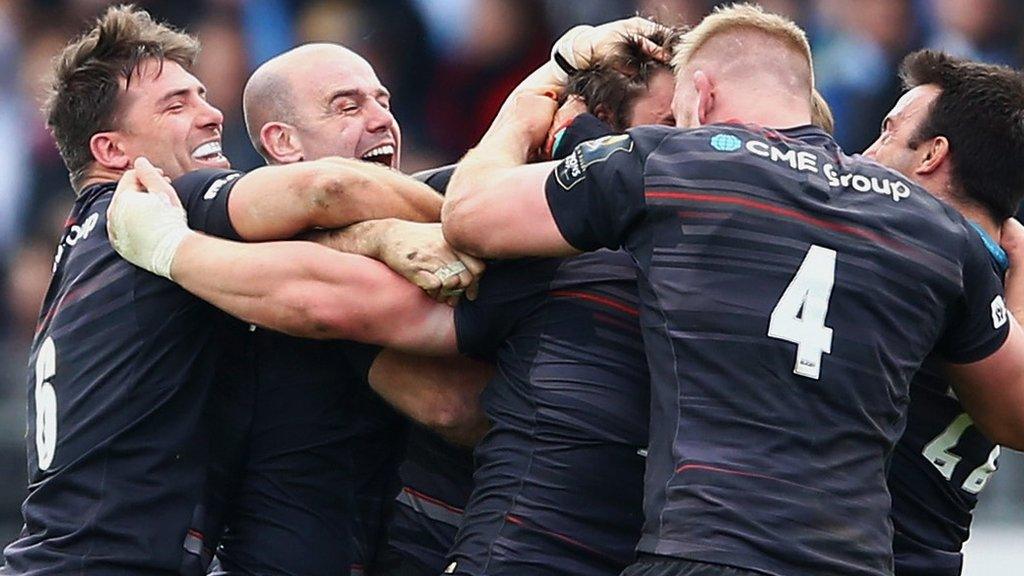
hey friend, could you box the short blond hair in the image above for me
[672,3,813,86]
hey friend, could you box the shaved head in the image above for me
[670,4,814,128]
[243,43,400,166]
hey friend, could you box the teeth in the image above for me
[362,144,394,159]
[192,141,222,159]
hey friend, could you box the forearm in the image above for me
[229,159,442,241]
[368,350,492,446]
[302,219,398,260]
[169,233,458,352]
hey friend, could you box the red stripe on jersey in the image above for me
[549,290,639,317]
[647,190,886,244]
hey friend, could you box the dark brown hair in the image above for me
[564,26,683,131]
[44,4,200,190]
[900,49,1024,220]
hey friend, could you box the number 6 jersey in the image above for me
[543,124,1009,576]
[3,170,250,576]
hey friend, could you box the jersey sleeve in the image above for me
[171,169,245,240]
[339,342,384,382]
[934,232,1011,363]
[552,113,615,160]
[413,164,456,194]
[544,133,648,252]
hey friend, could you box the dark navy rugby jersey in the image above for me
[209,333,396,576]
[449,249,648,576]
[378,164,475,576]
[544,123,1009,576]
[3,169,248,576]
[889,230,1008,576]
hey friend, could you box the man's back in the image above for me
[4,174,247,575]
[544,123,1009,576]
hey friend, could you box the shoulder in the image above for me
[171,168,245,202]
[412,164,456,194]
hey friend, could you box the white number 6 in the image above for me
[35,337,57,470]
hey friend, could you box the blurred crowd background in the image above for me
[0,0,1021,571]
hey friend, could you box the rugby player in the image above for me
[861,50,1024,576]
[440,5,1024,576]
[207,42,488,576]
[1,6,446,575]
[99,13,667,569]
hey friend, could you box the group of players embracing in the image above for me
[4,3,1024,576]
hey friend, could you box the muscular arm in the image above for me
[442,94,578,259]
[368,350,493,446]
[169,232,458,354]
[947,318,1024,450]
[227,157,443,241]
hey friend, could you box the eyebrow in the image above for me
[156,86,203,106]
[328,88,392,103]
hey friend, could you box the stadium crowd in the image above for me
[1,0,1024,574]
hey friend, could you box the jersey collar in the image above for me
[968,221,1009,273]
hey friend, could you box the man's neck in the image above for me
[78,166,127,194]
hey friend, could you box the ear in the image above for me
[693,70,714,126]
[915,136,949,176]
[260,122,304,163]
[89,131,131,171]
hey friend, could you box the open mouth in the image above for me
[191,141,226,164]
[361,144,395,167]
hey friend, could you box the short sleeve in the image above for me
[934,233,1010,363]
[552,113,615,160]
[544,134,647,252]
[171,169,245,240]
[339,342,384,382]
[454,258,554,359]
[412,165,456,194]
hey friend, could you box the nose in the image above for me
[196,97,225,131]
[863,138,880,159]
[365,99,396,133]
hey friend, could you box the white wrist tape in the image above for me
[550,24,593,81]
[108,190,192,280]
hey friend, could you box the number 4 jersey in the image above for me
[3,170,250,575]
[543,124,1009,576]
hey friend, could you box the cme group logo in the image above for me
[710,133,742,152]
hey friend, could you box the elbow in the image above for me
[422,397,488,447]
[441,195,495,257]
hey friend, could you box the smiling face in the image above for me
[114,59,229,179]
[286,47,401,168]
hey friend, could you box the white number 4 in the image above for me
[768,245,837,380]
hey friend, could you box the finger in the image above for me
[134,157,182,208]
[456,252,486,278]
[465,277,480,301]
[412,271,443,294]
[637,36,671,62]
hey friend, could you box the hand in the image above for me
[483,86,560,161]
[107,157,192,279]
[545,95,589,158]
[1001,217,1024,320]
[556,17,671,71]
[377,221,486,305]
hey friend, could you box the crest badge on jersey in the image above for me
[991,295,1008,329]
[555,134,633,190]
